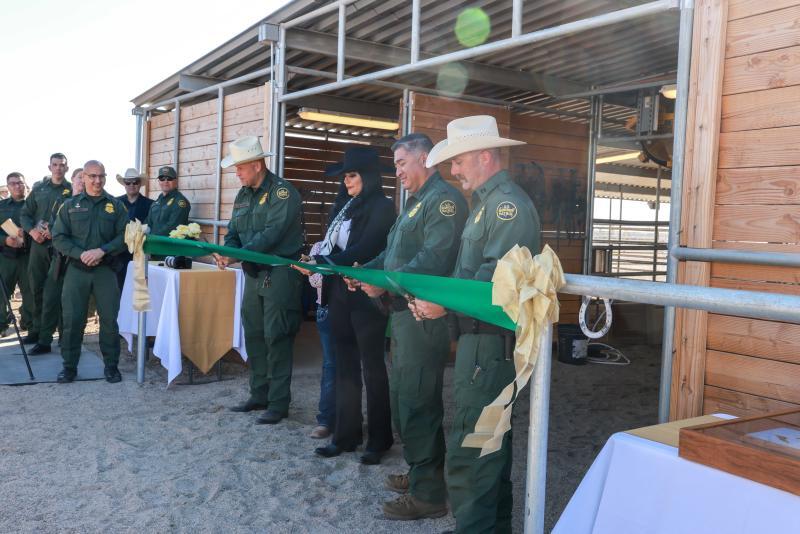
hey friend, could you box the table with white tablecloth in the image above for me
[117,261,247,383]
[553,417,800,534]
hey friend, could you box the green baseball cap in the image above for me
[157,166,177,179]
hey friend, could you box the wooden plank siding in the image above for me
[670,0,729,420]
[409,92,589,323]
[673,0,800,420]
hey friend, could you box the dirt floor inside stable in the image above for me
[0,321,660,533]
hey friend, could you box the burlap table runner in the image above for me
[177,264,236,373]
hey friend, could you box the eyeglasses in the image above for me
[85,173,106,180]
[158,176,177,182]
[123,180,140,186]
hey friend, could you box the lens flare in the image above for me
[455,7,491,48]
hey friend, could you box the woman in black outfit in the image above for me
[298,146,396,464]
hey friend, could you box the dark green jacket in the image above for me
[52,191,128,260]
[19,178,72,234]
[454,170,541,281]
[365,172,467,275]
[145,189,191,236]
[0,198,26,239]
[225,171,303,258]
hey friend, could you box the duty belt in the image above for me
[449,313,516,360]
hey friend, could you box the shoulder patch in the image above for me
[178,199,187,208]
[105,202,115,214]
[167,198,174,206]
[276,187,289,200]
[62,188,70,196]
[496,201,517,221]
[407,202,422,218]
[439,200,456,217]
[259,192,269,205]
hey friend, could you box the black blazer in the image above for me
[316,194,396,306]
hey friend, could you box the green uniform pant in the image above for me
[0,252,33,331]
[241,266,302,412]
[447,333,516,534]
[389,309,448,504]
[27,241,52,337]
[38,255,64,345]
[60,264,121,370]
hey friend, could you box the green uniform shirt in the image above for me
[145,189,191,236]
[19,178,72,234]
[454,170,541,281]
[0,197,26,239]
[52,191,128,259]
[225,171,303,258]
[365,172,468,275]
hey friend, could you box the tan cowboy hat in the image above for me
[221,136,269,168]
[116,168,146,186]
[425,115,526,168]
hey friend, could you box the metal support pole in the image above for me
[410,0,421,63]
[659,0,694,423]
[280,0,678,102]
[278,102,287,176]
[617,186,623,274]
[672,246,800,267]
[653,167,662,281]
[512,0,523,38]
[136,259,149,383]
[583,96,599,274]
[336,0,346,82]
[132,107,145,170]
[524,322,553,534]
[172,101,181,173]
[213,87,224,244]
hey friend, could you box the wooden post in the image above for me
[670,0,729,420]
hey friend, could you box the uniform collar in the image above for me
[77,190,113,204]
[472,170,510,204]
[160,188,179,200]
[47,178,70,189]
[250,171,276,195]
[408,171,442,204]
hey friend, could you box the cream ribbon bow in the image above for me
[462,244,565,457]
[124,220,151,311]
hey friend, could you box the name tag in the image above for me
[68,207,89,213]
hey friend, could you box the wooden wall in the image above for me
[409,93,589,323]
[672,0,800,419]
[145,84,396,244]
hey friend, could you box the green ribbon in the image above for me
[144,235,515,330]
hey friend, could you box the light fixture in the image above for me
[660,84,677,99]
[596,152,642,164]
[297,108,399,131]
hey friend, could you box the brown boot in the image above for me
[385,473,409,494]
[382,494,447,520]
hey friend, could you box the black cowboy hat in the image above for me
[324,145,393,177]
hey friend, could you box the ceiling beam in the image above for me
[285,28,589,97]
[293,94,398,119]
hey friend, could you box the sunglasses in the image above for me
[158,176,177,182]
[123,180,140,186]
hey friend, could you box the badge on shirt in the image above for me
[62,189,70,196]
[496,201,517,221]
[407,202,422,218]
[276,187,289,200]
[167,198,174,206]
[259,192,268,205]
[439,200,456,217]
[474,206,485,224]
[178,200,187,208]
[105,202,115,214]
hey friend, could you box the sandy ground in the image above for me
[0,320,660,533]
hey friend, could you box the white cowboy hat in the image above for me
[221,136,269,168]
[116,168,146,186]
[425,115,525,168]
